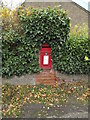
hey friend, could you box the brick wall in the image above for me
[36,69,56,85]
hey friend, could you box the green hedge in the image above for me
[55,33,90,74]
[2,7,89,78]
[2,29,40,77]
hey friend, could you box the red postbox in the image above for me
[40,44,52,69]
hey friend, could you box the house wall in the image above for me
[24,2,88,28]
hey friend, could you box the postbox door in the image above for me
[40,52,51,69]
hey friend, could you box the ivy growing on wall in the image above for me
[2,7,89,78]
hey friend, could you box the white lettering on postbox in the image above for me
[43,56,49,65]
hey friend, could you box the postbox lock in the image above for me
[45,52,47,55]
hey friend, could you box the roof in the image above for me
[72,0,90,12]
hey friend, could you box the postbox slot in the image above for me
[42,44,51,48]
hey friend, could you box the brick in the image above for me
[55,77,60,81]
[35,69,56,85]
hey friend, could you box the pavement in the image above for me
[18,100,88,118]
[47,111,88,118]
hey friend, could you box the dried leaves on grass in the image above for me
[2,80,90,117]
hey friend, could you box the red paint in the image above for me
[40,44,52,69]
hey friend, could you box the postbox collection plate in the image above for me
[43,55,49,65]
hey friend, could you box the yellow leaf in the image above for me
[87,88,90,91]
[68,91,71,94]
[85,56,89,61]
[82,94,87,97]
[49,103,53,106]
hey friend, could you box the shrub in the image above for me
[0,7,20,31]
[58,24,90,74]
